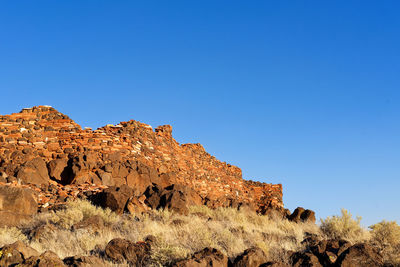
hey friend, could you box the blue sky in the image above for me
[1,1,399,226]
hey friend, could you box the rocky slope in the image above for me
[0,105,282,215]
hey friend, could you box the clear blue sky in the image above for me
[1,1,399,226]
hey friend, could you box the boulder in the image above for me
[0,241,40,266]
[17,157,50,185]
[47,158,69,183]
[69,153,101,185]
[173,247,228,267]
[0,185,37,226]
[308,239,351,266]
[63,255,104,267]
[96,170,114,186]
[91,185,134,214]
[260,262,290,267]
[335,243,383,267]
[145,184,203,215]
[291,252,322,267]
[105,238,151,264]
[72,215,104,232]
[126,196,150,215]
[21,250,66,267]
[232,247,268,267]
[288,207,316,224]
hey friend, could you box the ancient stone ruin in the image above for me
[0,105,282,214]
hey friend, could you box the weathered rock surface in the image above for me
[232,247,268,267]
[91,185,134,214]
[335,243,383,267]
[288,207,316,224]
[0,241,40,266]
[63,255,104,267]
[173,247,228,267]
[144,184,203,215]
[105,238,151,264]
[0,185,37,226]
[21,250,66,267]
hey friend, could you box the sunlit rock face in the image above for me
[0,106,283,213]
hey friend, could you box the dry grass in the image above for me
[0,201,398,266]
[0,200,319,266]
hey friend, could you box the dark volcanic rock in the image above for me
[145,184,203,215]
[22,250,66,267]
[232,247,268,267]
[63,255,104,267]
[291,251,322,267]
[288,207,316,224]
[105,238,151,264]
[0,241,40,266]
[91,185,134,214]
[335,243,383,267]
[173,247,228,267]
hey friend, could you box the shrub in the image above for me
[370,220,400,265]
[370,220,400,247]
[320,209,369,243]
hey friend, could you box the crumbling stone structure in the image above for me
[0,106,282,212]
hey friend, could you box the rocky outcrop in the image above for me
[0,106,283,214]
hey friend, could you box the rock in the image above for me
[21,250,66,267]
[291,251,322,267]
[69,153,100,184]
[144,184,162,209]
[28,223,57,242]
[96,170,114,186]
[0,241,39,266]
[260,262,290,267]
[0,185,37,226]
[72,215,104,232]
[288,207,316,224]
[63,255,104,267]
[91,185,134,214]
[126,196,150,215]
[47,158,69,183]
[232,247,267,267]
[17,157,50,185]
[146,184,203,215]
[173,247,228,267]
[335,243,383,267]
[105,238,151,264]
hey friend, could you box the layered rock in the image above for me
[0,106,283,213]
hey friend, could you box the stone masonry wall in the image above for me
[0,106,283,212]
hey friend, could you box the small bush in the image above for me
[320,209,369,243]
[370,220,400,265]
[370,220,400,247]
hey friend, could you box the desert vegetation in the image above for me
[0,200,399,266]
